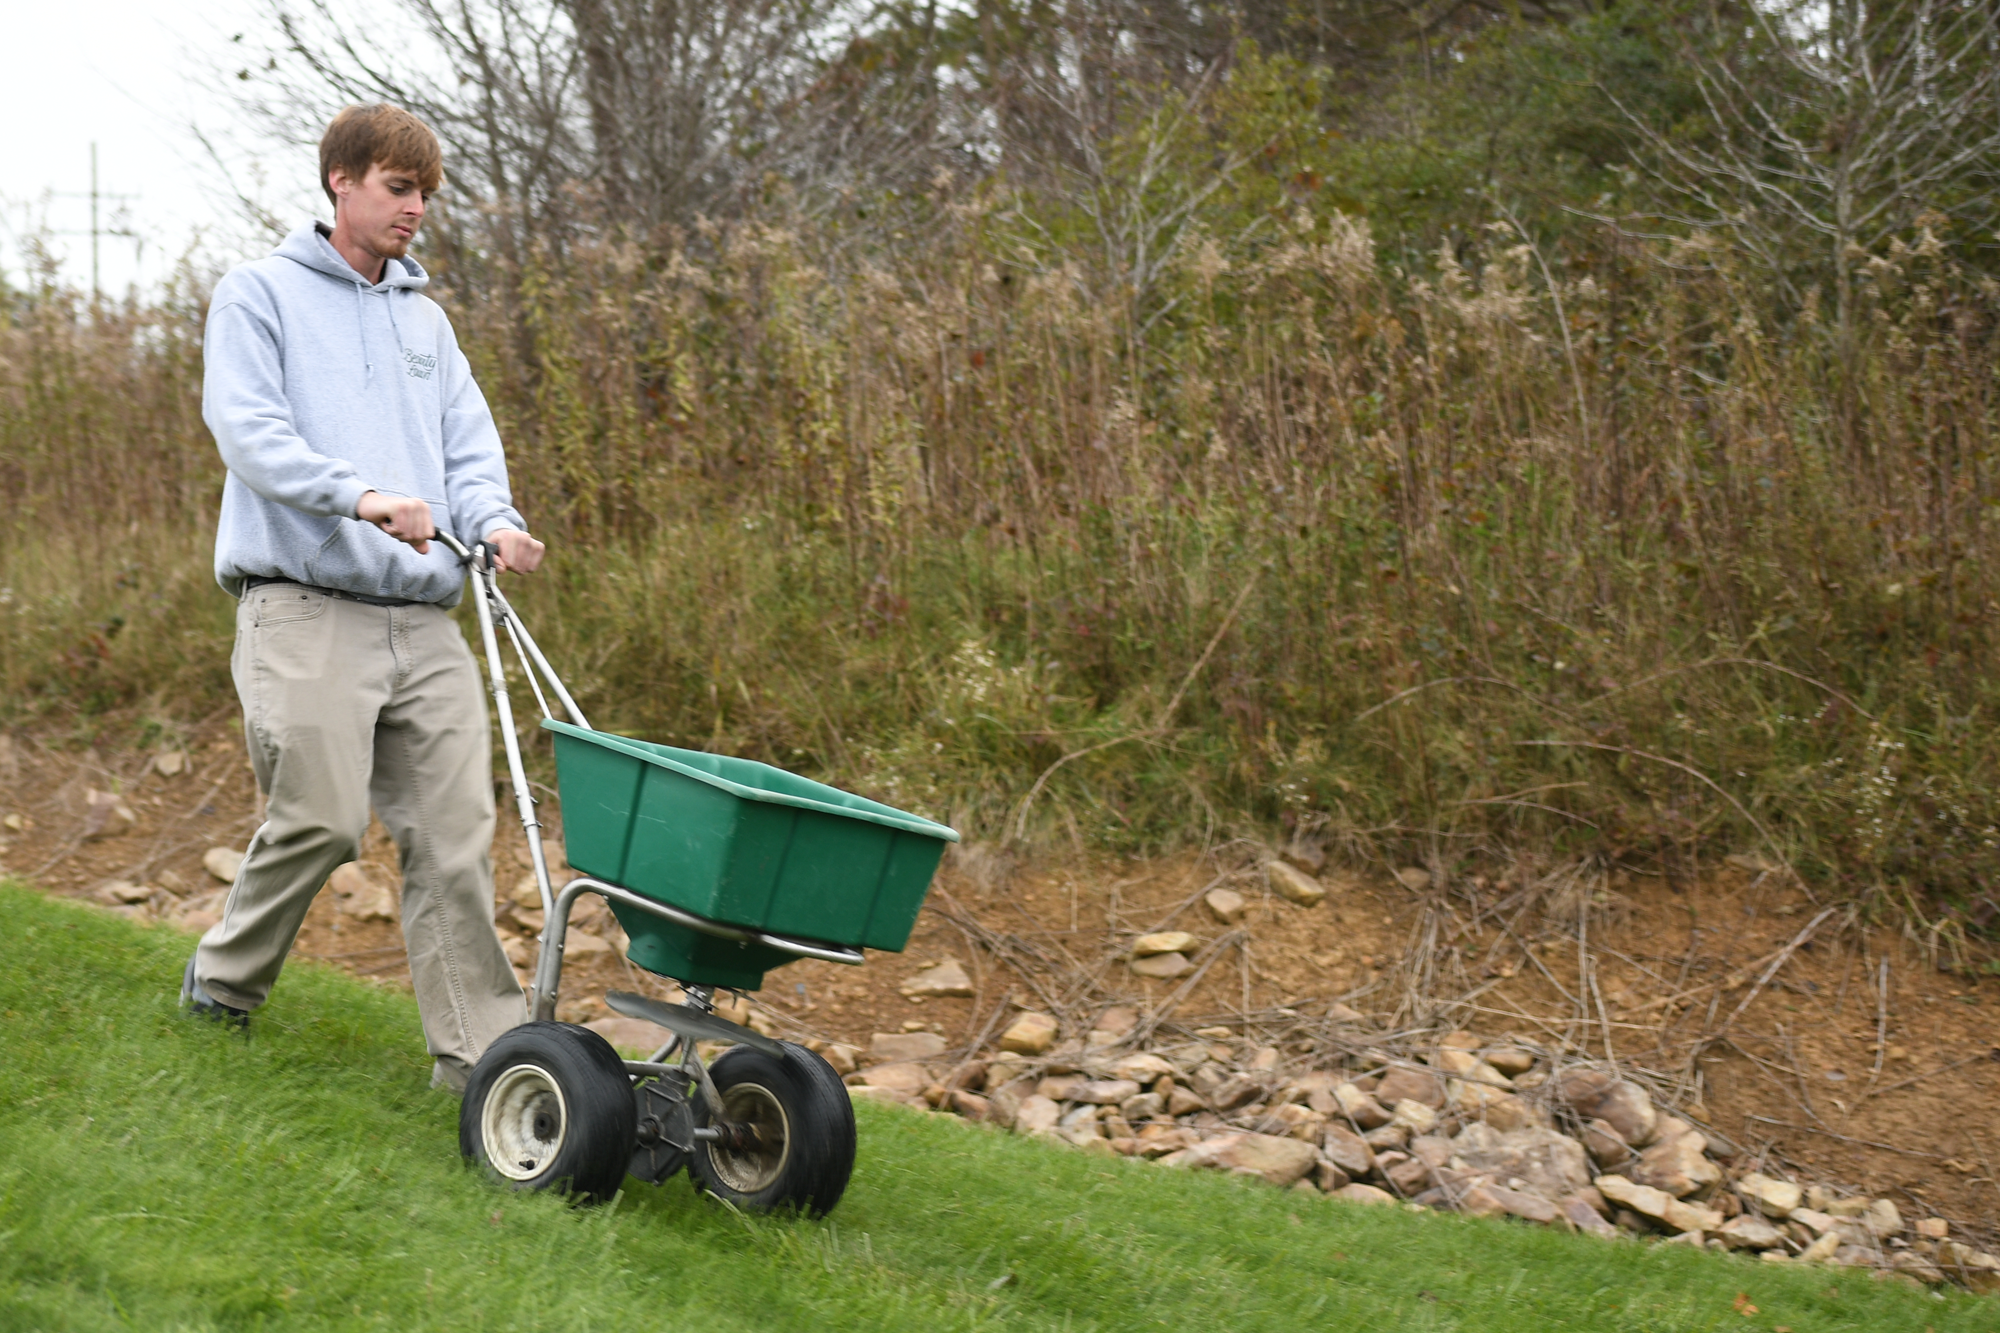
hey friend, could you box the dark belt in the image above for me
[241,576,428,609]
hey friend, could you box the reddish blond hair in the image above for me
[319,104,443,206]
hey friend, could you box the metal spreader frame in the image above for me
[438,534,861,1090]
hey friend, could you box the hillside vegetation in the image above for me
[5,3,2000,938]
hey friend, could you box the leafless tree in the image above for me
[1606,0,2000,346]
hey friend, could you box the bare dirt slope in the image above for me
[3,713,1995,1239]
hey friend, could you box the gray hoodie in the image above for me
[203,222,525,605]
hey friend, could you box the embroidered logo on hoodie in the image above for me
[404,348,437,380]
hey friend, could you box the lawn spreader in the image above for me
[439,534,959,1215]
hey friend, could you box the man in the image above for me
[184,103,539,1093]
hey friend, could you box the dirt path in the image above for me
[3,714,1995,1238]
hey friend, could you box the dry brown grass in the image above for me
[5,204,1999,936]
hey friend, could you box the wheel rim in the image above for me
[708,1081,791,1194]
[482,1063,569,1181]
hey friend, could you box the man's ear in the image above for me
[328,168,352,209]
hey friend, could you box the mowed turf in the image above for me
[0,884,1987,1333]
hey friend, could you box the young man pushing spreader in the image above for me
[184,103,539,1092]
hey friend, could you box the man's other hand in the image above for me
[486,528,545,574]
[357,491,435,553]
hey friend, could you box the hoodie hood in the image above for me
[279,221,431,291]
[201,221,524,606]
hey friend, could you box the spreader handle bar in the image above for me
[436,532,590,730]
[533,875,863,1022]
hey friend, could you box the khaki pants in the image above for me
[194,583,526,1089]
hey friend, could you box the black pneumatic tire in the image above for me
[689,1042,857,1216]
[459,1021,637,1203]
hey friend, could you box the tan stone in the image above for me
[1914,1217,1948,1240]
[1320,1123,1376,1177]
[1331,1083,1392,1129]
[1581,1119,1633,1170]
[1449,1079,1527,1128]
[820,1044,859,1075]
[1092,1004,1139,1035]
[153,749,187,777]
[565,930,612,954]
[1204,887,1247,925]
[1174,1131,1319,1187]
[81,788,136,840]
[1333,1182,1398,1206]
[1450,1124,1593,1199]
[1629,1131,1721,1199]
[1736,1172,1802,1220]
[1208,1075,1269,1112]
[870,1031,948,1064]
[853,1062,931,1095]
[947,1089,991,1121]
[1381,1153,1433,1195]
[1459,1182,1559,1224]
[1555,1067,1614,1110]
[1389,1099,1438,1135]
[1562,1196,1619,1238]
[202,846,244,883]
[1283,839,1327,872]
[1166,1085,1206,1116]
[1110,1053,1175,1084]
[899,958,975,998]
[1132,931,1197,957]
[999,1012,1058,1055]
[1363,1124,1409,1151]
[1596,1174,1712,1231]
[1591,1082,1659,1148]
[1484,1046,1537,1077]
[331,863,397,922]
[1265,860,1327,907]
[985,1083,1026,1128]
[96,879,151,904]
[172,908,221,935]
[1012,1095,1061,1136]
[1073,1079,1143,1106]
[1375,1067,1446,1109]
[586,1015,664,1054]
[848,1085,924,1108]
[1797,1231,1842,1264]
[1437,1048,1513,1087]
[1129,951,1195,980]
[1861,1198,1902,1238]
[1718,1214,1786,1251]
[1135,1125,1194,1158]
[1266,1103,1326,1140]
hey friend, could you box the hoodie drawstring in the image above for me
[354,284,371,381]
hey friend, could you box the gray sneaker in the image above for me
[181,954,249,1029]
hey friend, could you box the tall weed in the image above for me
[4,200,1997,927]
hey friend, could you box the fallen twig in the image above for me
[1742,1114,1945,1159]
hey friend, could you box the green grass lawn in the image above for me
[0,883,1988,1332]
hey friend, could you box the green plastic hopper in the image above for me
[543,720,959,989]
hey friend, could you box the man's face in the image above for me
[329,161,430,262]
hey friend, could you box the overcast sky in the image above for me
[1,0,321,294]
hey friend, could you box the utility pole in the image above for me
[54,142,138,301]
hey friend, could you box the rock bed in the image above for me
[830,1009,2000,1293]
